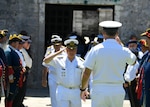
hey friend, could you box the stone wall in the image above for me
[120,0,150,43]
[82,11,99,36]
[0,0,44,88]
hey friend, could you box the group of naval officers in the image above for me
[1,21,150,107]
[42,21,150,107]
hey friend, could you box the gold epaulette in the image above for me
[45,46,53,56]
[78,57,84,62]
[61,45,66,48]
[46,51,51,56]
[47,45,53,49]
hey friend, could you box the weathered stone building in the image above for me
[0,0,150,88]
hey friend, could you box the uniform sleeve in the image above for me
[138,51,143,59]
[42,47,52,67]
[42,62,49,67]
[5,51,12,66]
[84,47,96,70]
[42,57,56,67]
[125,48,137,65]
[5,51,14,75]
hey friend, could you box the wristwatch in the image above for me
[80,88,87,91]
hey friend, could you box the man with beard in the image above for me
[0,29,8,103]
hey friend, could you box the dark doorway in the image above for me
[45,4,73,48]
[45,4,114,50]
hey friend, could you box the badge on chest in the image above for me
[61,71,66,77]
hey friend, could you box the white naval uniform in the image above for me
[42,46,66,107]
[84,39,136,107]
[45,55,84,107]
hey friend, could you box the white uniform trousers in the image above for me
[56,85,81,107]
[48,77,57,107]
[91,84,125,107]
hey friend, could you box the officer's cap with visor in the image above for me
[18,34,32,43]
[99,21,122,36]
[19,35,30,40]
[64,35,79,50]
[51,35,62,46]
[97,34,104,43]
[99,21,122,28]
[97,34,104,39]
[127,40,138,46]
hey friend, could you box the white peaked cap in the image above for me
[99,21,122,28]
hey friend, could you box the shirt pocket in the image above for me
[57,68,67,83]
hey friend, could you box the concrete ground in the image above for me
[0,88,131,107]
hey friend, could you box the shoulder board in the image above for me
[47,45,53,49]
[46,51,51,55]
[78,57,84,62]
[61,45,66,48]
[45,46,53,55]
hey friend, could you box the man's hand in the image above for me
[80,90,89,102]
[123,82,129,88]
[42,67,48,87]
[42,80,47,87]
[9,74,14,83]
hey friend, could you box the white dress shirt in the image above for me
[20,48,32,68]
[124,61,139,82]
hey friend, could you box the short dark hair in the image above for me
[20,30,28,36]
[103,28,118,36]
